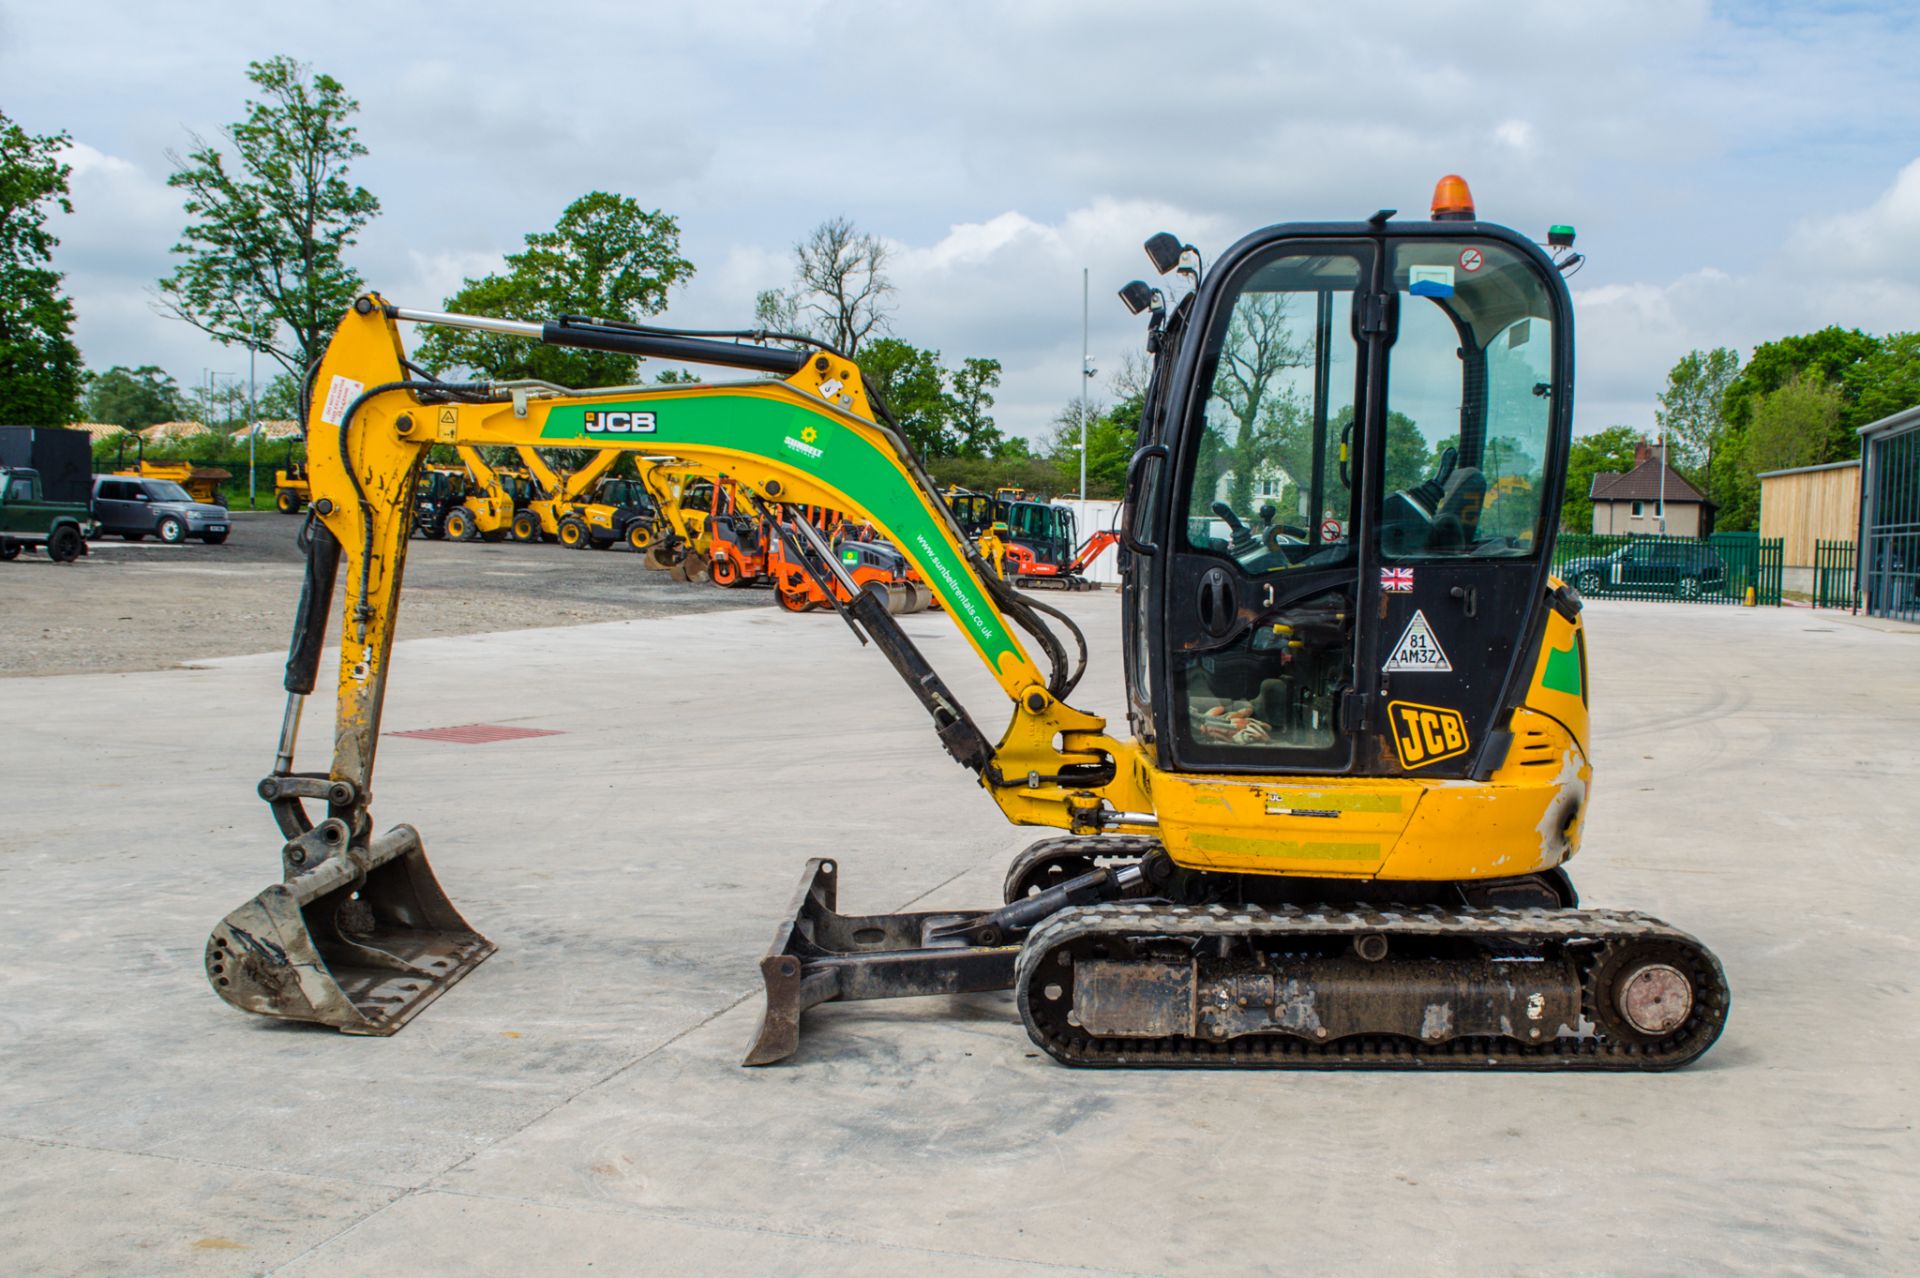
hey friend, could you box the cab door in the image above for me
[1369,237,1564,778]
[1153,242,1375,775]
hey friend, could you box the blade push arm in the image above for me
[290,296,1148,842]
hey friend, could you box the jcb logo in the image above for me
[1387,700,1470,770]
[583,411,656,435]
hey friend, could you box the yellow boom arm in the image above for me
[292,297,1149,841]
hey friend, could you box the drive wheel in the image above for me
[48,525,84,563]
[510,510,541,542]
[1575,569,1602,596]
[444,509,478,542]
[710,555,740,586]
[625,522,654,551]
[776,588,812,613]
[557,516,589,548]
[1678,575,1703,601]
[157,515,186,544]
[275,490,298,514]
[0,539,19,561]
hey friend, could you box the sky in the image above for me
[5,0,1920,445]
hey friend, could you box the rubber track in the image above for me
[1015,900,1729,1070]
[1000,834,1161,905]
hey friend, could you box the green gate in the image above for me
[1813,539,1858,610]
[1553,532,1783,605]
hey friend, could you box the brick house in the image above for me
[1590,441,1709,537]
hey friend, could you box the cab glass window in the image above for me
[1380,240,1556,559]
[1181,247,1369,574]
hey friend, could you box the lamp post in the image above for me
[1657,433,1668,536]
[247,318,259,506]
[1078,267,1093,503]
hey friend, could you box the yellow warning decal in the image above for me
[1387,700,1470,770]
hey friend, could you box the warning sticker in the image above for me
[318,375,364,426]
[1458,247,1484,272]
[1384,609,1451,673]
[438,407,458,427]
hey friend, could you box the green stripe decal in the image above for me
[540,394,1024,675]
[1542,641,1582,698]
[1189,833,1381,862]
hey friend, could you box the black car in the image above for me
[91,476,230,544]
[1562,540,1725,600]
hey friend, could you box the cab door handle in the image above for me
[1449,584,1478,618]
[1198,567,1236,637]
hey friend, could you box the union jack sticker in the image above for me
[1381,567,1415,593]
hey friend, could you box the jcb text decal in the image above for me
[1387,700,1470,770]
[584,411,657,435]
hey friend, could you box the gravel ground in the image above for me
[0,511,770,677]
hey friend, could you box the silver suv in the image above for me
[91,476,231,544]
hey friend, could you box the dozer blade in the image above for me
[744,858,1018,1066]
[206,823,494,1035]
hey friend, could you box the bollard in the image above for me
[1744,585,1757,607]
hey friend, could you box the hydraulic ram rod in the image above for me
[388,306,810,376]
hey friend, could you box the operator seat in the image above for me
[1427,465,1487,553]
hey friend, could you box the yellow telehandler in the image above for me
[205,181,1726,1070]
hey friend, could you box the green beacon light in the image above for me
[1548,224,1577,249]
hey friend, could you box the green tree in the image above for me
[860,337,953,457]
[1561,425,1641,532]
[948,357,1005,458]
[1715,326,1880,527]
[416,192,694,385]
[257,371,303,420]
[1842,331,1920,432]
[82,365,182,429]
[1744,373,1844,477]
[0,110,83,426]
[1044,398,1134,498]
[159,57,380,376]
[1203,292,1309,513]
[1656,347,1741,500]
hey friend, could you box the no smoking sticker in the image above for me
[1458,247,1484,272]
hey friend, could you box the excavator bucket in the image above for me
[206,823,494,1035]
[667,550,711,583]
[744,858,1017,1065]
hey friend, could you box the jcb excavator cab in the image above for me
[1121,186,1573,799]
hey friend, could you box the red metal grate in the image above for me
[387,723,565,745]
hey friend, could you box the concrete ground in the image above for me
[0,511,767,678]
[1,593,1916,1276]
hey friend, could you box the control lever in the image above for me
[1210,501,1258,555]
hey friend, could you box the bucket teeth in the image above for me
[205,824,493,1034]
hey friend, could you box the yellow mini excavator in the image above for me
[206,180,1727,1069]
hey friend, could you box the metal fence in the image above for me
[1553,532,1784,606]
[1813,539,1858,610]
[1862,418,1919,624]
